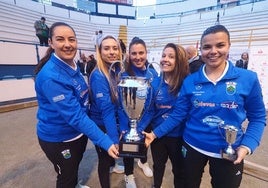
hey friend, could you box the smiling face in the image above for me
[200,31,230,69]
[49,25,77,65]
[129,43,147,69]
[160,47,176,73]
[100,38,120,64]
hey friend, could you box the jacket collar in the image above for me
[194,61,240,84]
[51,53,79,76]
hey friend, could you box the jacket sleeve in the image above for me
[90,72,119,144]
[240,72,266,153]
[137,107,154,133]
[41,78,113,151]
[153,83,191,138]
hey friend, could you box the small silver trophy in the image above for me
[118,76,152,158]
[221,125,238,161]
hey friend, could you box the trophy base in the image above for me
[221,151,237,162]
[119,140,146,158]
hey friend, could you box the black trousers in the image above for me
[182,141,243,188]
[151,136,185,188]
[38,135,88,188]
[123,147,148,175]
[95,145,115,188]
[36,34,48,46]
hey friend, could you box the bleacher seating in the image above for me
[0,0,268,51]
[0,1,120,50]
[127,9,268,51]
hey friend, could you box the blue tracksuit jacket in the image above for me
[35,53,113,151]
[139,76,184,137]
[88,68,120,144]
[153,61,266,154]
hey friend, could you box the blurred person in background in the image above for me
[235,52,249,69]
[87,54,97,76]
[185,45,204,73]
[34,17,49,46]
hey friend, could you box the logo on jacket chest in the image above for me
[226,81,237,95]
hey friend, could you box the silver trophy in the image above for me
[118,76,152,158]
[220,125,239,161]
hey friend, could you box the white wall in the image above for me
[0,79,36,102]
[109,17,128,25]
[70,10,90,22]
[90,15,109,24]
[0,43,37,65]
[16,0,45,13]
[127,19,146,27]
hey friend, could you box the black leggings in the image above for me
[95,145,115,188]
[151,136,185,188]
[182,141,243,188]
[123,147,148,175]
[38,135,88,188]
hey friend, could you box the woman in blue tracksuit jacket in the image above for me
[138,43,189,188]
[35,22,118,188]
[144,25,266,188]
[88,35,123,188]
[118,37,158,187]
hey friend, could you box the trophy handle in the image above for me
[142,62,163,116]
[147,61,161,82]
[108,61,124,84]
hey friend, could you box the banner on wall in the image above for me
[248,46,268,110]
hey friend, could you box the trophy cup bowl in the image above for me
[221,125,238,161]
[118,76,151,158]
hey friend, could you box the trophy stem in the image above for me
[124,119,143,142]
[130,119,137,128]
[220,125,239,161]
[226,144,236,155]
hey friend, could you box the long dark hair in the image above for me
[34,22,76,75]
[125,37,147,76]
